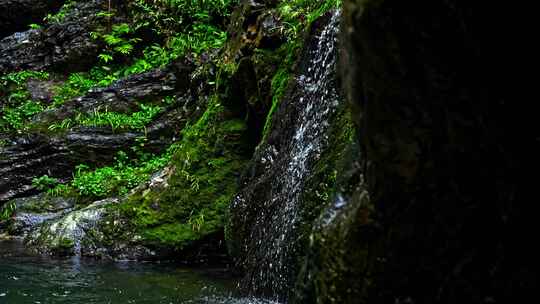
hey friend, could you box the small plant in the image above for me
[29,23,42,30]
[51,70,112,107]
[0,70,50,132]
[32,175,60,191]
[0,202,16,222]
[47,103,161,132]
[277,0,341,38]
[92,23,142,64]
[44,1,76,24]
[47,184,71,197]
[48,141,181,200]
[1,101,45,132]
[48,118,74,131]
[87,104,160,131]
[1,70,49,93]
[188,213,205,232]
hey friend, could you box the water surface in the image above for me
[0,240,274,304]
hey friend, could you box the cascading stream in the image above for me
[231,9,342,299]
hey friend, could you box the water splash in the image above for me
[232,9,342,298]
[269,8,340,290]
[192,296,282,304]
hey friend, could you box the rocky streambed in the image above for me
[1,0,533,303]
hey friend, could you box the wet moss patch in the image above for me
[118,96,252,249]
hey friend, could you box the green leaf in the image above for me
[103,34,123,46]
[112,23,131,35]
[114,43,134,55]
[98,53,114,63]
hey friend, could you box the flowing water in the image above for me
[266,10,341,293]
[231,9,342,296]
[0,240,277,304]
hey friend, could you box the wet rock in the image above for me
[0,134,73,203]
[6,194,75,236]
[0,112,188,204]
[0,0,64,38]
[26,79,61,103]
[226,0,284,59]
[22,163,234,261]
[223,1,287,147]
[26,198,117,256]
[0,63,196,205]
[295,0,533,303]
[34,64,191,124]
[253,12,284,49]
[294,143,371,304]
[229,10,344,299]
[0,0,114,74]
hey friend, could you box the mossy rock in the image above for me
[117,96,253,250]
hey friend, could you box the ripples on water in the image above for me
[0,241,278,304]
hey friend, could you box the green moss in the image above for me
[44,236,76,256]
[57,237,75,250]
[301,109,355,208]
[262,0,340,141]
[13,196,68,214]
[261,41,301,140]
[277,0,341,38]
[117,96,251,248]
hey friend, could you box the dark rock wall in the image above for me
[295,0,535,303]
[0,0,64,38]
[0,0,115,74]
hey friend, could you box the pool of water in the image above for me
[0,240,275,304]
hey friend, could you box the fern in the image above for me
[98,53,114,63]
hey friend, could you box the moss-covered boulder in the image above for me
[116,97,254,252]
[25,198,116,256]
[5,194,75,236]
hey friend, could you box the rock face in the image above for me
[25,197,118,256]
[7,194,154,259]
[5,194,75,236]
[228,1,534,303]
[35,64,191,124]
[0,63,195,204]
[0,134,73,203]
[229,10,350,299]
[0,0,64,38]
[0,0,112,74]
[295,1,533,303]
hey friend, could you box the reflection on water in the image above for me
[0,240,277,304]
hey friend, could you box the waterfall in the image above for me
[231,9,342,300]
